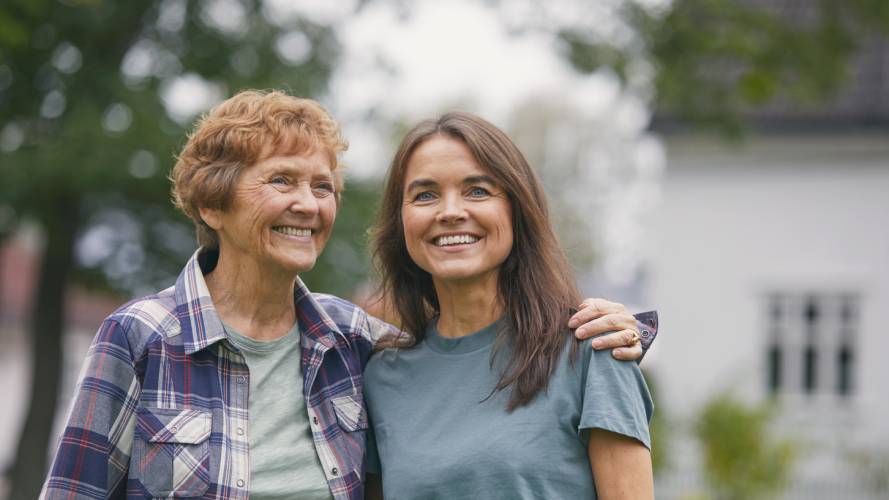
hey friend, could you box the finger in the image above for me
[574,313,637,339]
[587,329,639,349]
[568,298,626,328]
[611,343,643,361]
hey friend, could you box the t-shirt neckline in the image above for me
[223,320,300,354]
[424,316,507,354]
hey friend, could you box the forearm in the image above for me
[588,429,654,500]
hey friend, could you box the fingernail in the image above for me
[613,348,623,357]
[568,318,578,328]
[591,339,603,349]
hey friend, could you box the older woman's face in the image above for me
[209,149,337,276]
[401,136,513,287]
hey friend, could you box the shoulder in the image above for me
[570,336,651,398]
[100,286,180,359]
[312,293,368,329]
[312,293,404,346]
[577,337,642,374]
[576,336,652,411]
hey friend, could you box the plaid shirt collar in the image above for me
[174,248,346,356]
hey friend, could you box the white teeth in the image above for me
[274,226,312,237]
[435,234,479,246]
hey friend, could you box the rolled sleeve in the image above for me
[633,310,659,362]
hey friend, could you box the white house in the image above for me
[646,132,889,499]
[642,29,889,499]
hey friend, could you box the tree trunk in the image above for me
[8,201,78,500]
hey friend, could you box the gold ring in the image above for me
[629,331,641,347]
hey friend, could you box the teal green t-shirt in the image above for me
[363,318,653,499]
[224,322,333,500]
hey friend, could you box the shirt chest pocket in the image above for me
[134,407,212,498]
[331,394,368,432]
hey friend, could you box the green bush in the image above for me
[695,393,796,500]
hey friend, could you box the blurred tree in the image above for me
[561,0,889,135]
[304,178,380,297]
[0,0,340,497]
[695,393,796,500]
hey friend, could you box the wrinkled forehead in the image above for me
[257,126,337,170]
[253,131,344,194]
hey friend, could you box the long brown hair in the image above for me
[371,112,581,411]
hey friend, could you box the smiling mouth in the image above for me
[273,226,312,237]
[434,234,480,246]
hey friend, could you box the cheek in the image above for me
[320,199,337,228]
[493,205,514,253]
[240,189,277,225]
[400,210,428,266]
[400,209,422,243]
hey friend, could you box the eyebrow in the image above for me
[405,178,438,192]
[463,175,496,186]
[405,175,497,192]
[265,162,333,179]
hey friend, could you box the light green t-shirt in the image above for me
[364,317,653,500]
[224,321,333,500]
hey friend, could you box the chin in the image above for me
[272,254,318,275]
[429,265,486,282]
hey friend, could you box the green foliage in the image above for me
[0,0,342,295]
[561,0,889,136]
[695,393,796,500]
[302,178,382,299]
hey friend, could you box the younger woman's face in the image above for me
[400,135,513,288]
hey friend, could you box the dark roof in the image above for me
[747,35,889,126]
[655,0,889,131]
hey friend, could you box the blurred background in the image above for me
[1,0,888,498]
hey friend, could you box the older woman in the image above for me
[41,91,653,500]
[365,112,654,499]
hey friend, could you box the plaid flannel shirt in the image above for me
[41,248,658,499]
[41,249,399,500]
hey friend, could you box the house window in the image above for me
[766,292,859,397]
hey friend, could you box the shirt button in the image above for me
[237,479,245,487]
[236,375,247,384]
[312,416,318,425]
[170,426,178,433]
[641,329,650,338]
[237,427,244,435]
[331,467,338,476]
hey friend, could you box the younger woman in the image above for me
[364,112,654,499]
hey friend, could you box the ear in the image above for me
[199,206,224,231]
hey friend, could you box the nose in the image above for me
[287,183,320,216]
[435,192,467,224]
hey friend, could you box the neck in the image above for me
[433,272,503,338]
[204,248,297,341]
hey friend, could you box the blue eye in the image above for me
[270,176,288,185]
[468,186,490,197]
[313,182,335,197]
[414,191,435,202]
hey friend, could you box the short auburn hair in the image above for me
[170,89,348,248]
